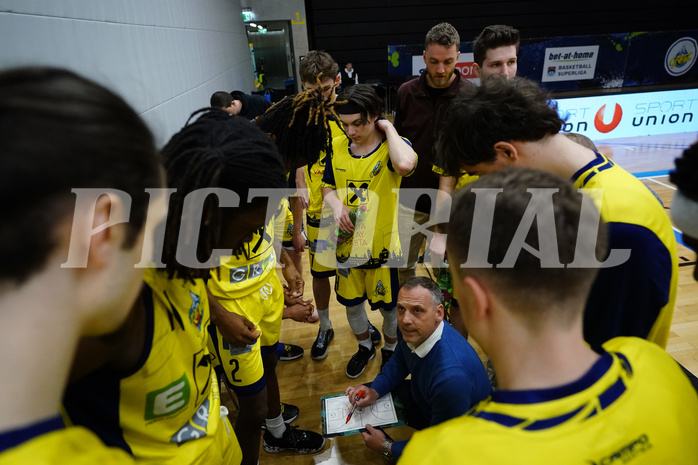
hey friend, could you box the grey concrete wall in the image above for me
[0,0,255,146]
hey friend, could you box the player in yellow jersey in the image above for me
[211,84,341,464]
[434,77,678,351]
[0,67,164,464]
[401,167,698,464]
[258,57,353,361]
[291,51,386,360]
[320,84,417,378]
[64,110,291,465]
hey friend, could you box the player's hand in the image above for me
[283,286,313,305]
[374,117,393,135]
[360,424,387,453]
[297,188,310,210]
[281,262,304,297]
[345,385,378,408]
[283,301,314,322]
[212,310,260,347]
[428,233,447,263]
[334,204,354,233]
[292,230,306,253]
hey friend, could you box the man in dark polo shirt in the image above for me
[394,22,474,283]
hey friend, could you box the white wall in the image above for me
[0,0,255,146]
[241,0,308,91]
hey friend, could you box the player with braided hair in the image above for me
[256,85,341,172]
[64,109,299,465]
[182,106,326,462]
[255,85,342,294]
[270,51,358,360]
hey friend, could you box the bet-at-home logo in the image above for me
[145,373,190,420]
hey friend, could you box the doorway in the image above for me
[246,20,295,98]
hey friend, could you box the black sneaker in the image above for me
[368,322,382,346]
[380,348,394,370]
[262,402,299,429]
[311,327,334,360]
[277,343,304,361]
[263,425,325,454]
[346,344,376,378]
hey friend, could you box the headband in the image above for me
[336,101,362,115]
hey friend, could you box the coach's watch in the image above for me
[382,439,394,459]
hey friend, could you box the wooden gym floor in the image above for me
[222,130,698,465]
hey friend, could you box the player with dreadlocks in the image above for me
[256,85,340,172]
[255,84,341,330]
[262,51,368,362]
[196,100,328,462]
[64,109,293,465]
[256,81,343,265]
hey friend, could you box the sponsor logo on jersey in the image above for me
[665,37,697,76]
[145,373,190,421]
[188,291,202,330]
[259,282,274,300]
[374,280,387,297]
[229,254,274,283]
[170,398,210,443]
[588,434,652,465]
[371,161,382,177]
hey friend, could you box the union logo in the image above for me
[594,103,623,133]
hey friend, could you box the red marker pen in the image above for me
[345,389,364,424]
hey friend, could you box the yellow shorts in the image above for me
[335,267,399,310]
[208,272,284,395]
[306,214,336,278]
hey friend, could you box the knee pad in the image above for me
[379,307,398,339]
[345,301,369,335]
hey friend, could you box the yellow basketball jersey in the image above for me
[63,269,241,465]
[571,153,678,348]
[431,165,479,191]
[208,215,277,299]
[401,337,698,464]
[0,423,137,465]
[321,135,414,269]
[305,119,344,219]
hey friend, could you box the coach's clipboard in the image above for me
[320,391,405,438]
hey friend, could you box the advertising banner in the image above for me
[541,45,599,82]
[554,88,698,140]
[623,31,698,86]
[410,52,477,81]
[389,29,698,92]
